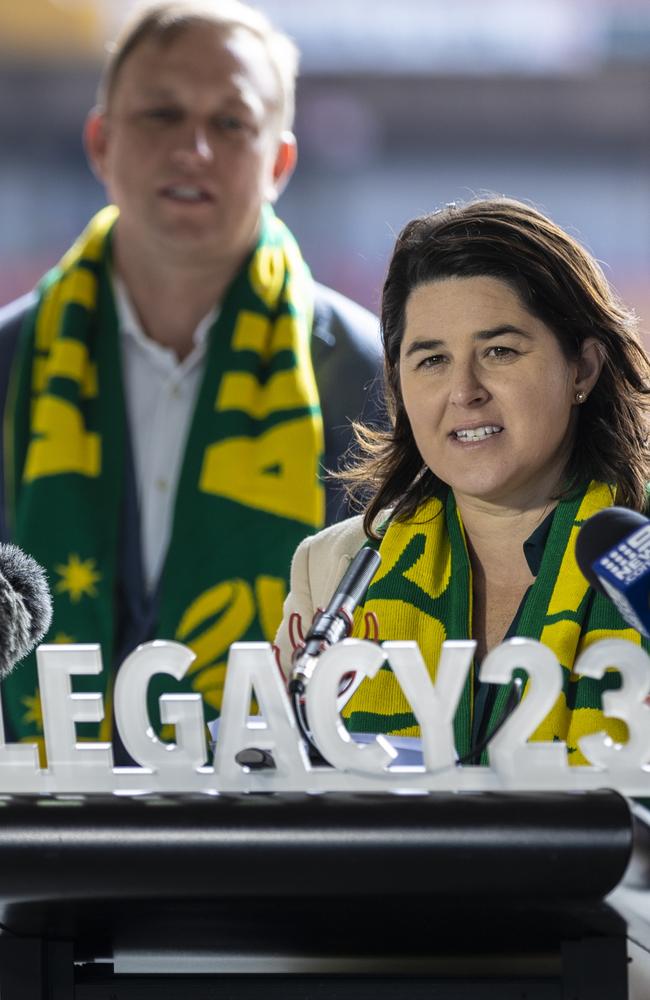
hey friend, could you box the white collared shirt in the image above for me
[113,275,217,593]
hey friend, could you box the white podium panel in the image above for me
[0,637,647,795]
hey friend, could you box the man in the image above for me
[0,0,381,749]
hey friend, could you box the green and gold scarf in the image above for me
[348,481,646,765]
[3,205,324,750]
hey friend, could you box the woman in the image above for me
[275,197,650,765]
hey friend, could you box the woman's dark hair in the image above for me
[343,197,650,538]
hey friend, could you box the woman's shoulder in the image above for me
[275,514,373,675]
[291,514,374,614]
[299,514,368,560]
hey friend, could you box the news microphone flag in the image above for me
[575,507,650,637]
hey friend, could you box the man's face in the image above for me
[85,22,294,271]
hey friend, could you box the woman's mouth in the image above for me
[452,425,503,442]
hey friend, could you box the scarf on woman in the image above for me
[3,205,324,747]
[348,481,645,765]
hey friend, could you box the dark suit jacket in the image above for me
[0,280,384,682]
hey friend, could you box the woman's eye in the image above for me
[487,345,516,359]
[418,354,446,369]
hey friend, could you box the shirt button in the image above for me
[156,478,169,492]
[170,385,181,399]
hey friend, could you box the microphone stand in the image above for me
[234,548,381,770]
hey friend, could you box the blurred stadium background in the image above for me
[1,0,649,338]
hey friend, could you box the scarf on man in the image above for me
[3,205,324,748]
[347,481,646,765]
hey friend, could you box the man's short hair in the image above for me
[97,0,299,131]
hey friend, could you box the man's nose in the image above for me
[172,123,214,165]
[192,125,213,161]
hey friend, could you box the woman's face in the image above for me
[398,275,598,511]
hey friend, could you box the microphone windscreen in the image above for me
[574,507,648,594]
[0,544,53,678]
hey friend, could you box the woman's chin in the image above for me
[446,475,512,507]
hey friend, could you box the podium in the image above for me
[0,789,646,998]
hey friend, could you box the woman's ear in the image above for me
[574,337,604,401]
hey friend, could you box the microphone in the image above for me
[574,506,650,636]
[288,546,381,695]
[0,544,53,677]
[234,547,381,773]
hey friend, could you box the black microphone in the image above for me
[574,506,650,636]
[235,547,381,772]
[0,544,53,677]
[288,546,381,695]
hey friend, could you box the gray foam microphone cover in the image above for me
[0,544,53,678]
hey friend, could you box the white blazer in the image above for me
[274,515,368,676]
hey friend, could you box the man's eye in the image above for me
[213,115,244,131]
[141,107,183,124]
[212,115,256,137]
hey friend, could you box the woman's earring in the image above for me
[575,390,587,404]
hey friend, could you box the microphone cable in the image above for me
[235,547,381,771]
[290,670,524,772]
[239,660,525,773]
[235,542,526,773]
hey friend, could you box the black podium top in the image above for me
[0,789,632,904]
[0,788,643,996]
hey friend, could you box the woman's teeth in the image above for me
[454,425,502,441]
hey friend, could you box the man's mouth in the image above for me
[160,185,213,203]
[452,425,503,442]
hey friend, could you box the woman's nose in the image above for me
[449,363,489,407]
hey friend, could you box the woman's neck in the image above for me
[455,495,556,660]
[456,494,556,579]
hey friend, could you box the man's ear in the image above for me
[265,131,297,203]
[83,108,110,184]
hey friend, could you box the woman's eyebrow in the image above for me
[475,324,532,341]
[404,324,532,357]
[403,338,444,357]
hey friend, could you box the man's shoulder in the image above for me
[0,291,37,341]
[308,282,384,524]
[311,281,380,362]
[0,292,37,392]
[0,292,37,544]
[309,279,382,412]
